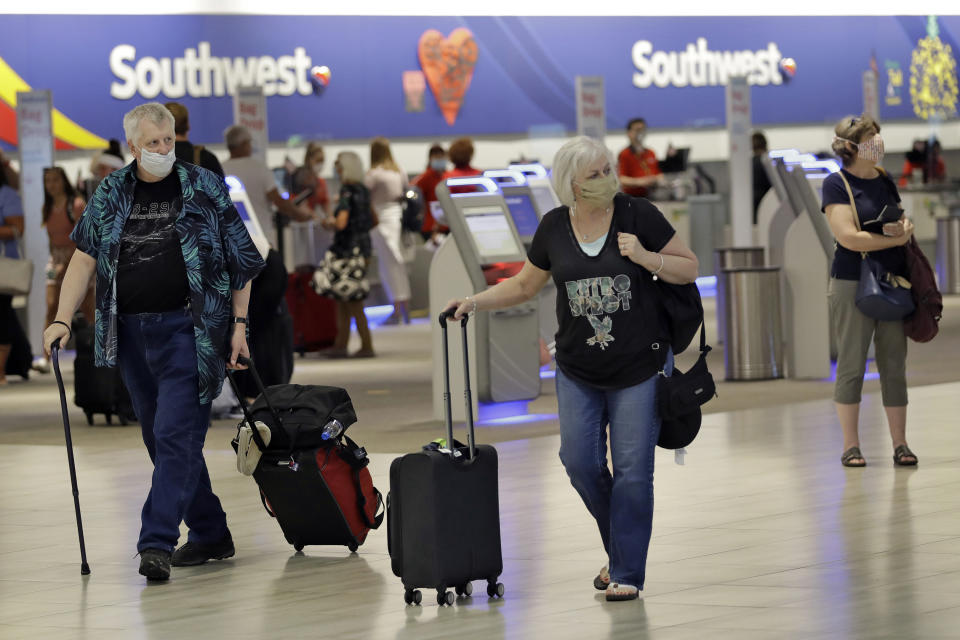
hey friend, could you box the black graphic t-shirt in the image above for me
[117,169,190,313]
[528,194,675,389]
[820,169,906,281]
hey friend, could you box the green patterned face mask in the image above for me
[575,172,618,205]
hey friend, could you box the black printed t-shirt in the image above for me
[117,169,190,313]
[821,169,907,281]
[527,193,675,389]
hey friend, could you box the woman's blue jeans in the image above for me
[118,308,228,553]
[556,354,672,589]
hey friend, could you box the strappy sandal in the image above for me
[593,565,610,591]
[893,444,918,466]
[605,582,639,601]
[841,446,866,467]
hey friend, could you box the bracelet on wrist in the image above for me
[52,320,72,341]
[651,253,665,281]
[465,296,478,315]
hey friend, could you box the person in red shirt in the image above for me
[898,139,946,187]
[412,143,447,238]
[617,118,664,198]
[442,137,482,194]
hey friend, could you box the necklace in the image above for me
[570,202,612,241]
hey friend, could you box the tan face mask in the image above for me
[575,172,619,205]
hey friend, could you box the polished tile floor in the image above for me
[1,318,959,639]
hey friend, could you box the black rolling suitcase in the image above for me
[387,312,504,606]
[226,358,383,553]
[72,319,136,426]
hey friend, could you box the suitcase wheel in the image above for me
[85,411,94,426]
[455,582,473,597]
[348,542,358,553]
[294,544,304,552]
[404,589,422,606]
[487,581,505,599]
[437,589,455,606]
[105,413,113,426]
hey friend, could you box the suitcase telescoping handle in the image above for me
[438,310,476,460]
[225,356,283,452]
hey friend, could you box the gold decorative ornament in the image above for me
[909,16,958,121]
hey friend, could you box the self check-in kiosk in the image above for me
[509,163,561,216]
[485,168,561,352]
[226,175,270,261]
[484,170,542,244]
[775,157,837,379]
[430,178,541,421]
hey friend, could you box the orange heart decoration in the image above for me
[418,28,478,126]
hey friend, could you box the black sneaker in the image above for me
[172,532,235,567]
[139,548,172,581]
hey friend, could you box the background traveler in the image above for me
[322,151,375,358]
[366,137,412,325]
[164,102,225,179]
[412,143,448,239]
[821,114,917,468]
[0,166,26,385]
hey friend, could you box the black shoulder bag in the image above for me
[655,322,716,450]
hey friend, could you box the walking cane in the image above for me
[51,339,91,575]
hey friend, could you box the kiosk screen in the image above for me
[463,205,523,260]
[503,194,540,237]
[530,186,558,216]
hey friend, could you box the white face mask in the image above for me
[138,147,176,178]
[430,159,447,172]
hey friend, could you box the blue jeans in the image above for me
[556,353,672,589]
[118,308,228,553]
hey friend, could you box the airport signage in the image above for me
[0,15,956,149]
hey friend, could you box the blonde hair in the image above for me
[551,136,617,207]
[337,151,365,184]
[370,137,399,173]
[832,114,881,167]
[305,141,324,165]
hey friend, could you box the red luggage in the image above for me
[285,270,337,354]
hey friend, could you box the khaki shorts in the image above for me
[828,278,908,406]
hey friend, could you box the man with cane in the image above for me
[43,103,264,581]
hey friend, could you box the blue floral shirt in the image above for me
[71,160,265,404]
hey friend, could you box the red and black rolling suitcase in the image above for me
[387,311,504,606]
[285,270,337,355]
[227,358,383,552]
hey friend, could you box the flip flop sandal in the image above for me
[605,582,639,601]
[593,565,610,591]
[841,446,866,467]
[893,444,918,466]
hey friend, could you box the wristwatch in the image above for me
[230,316,248,325]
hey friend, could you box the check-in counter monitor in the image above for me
[484,170,541,246]
[488,168,561,349]
[509,163,561,216]
[226,174,270,260]
[429,179,541,421]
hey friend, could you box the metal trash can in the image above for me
[714,247,765,344]
[936,217,960,294]
[721,266,784,380]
